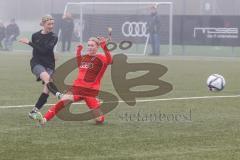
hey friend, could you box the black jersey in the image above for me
[29,30,58,70]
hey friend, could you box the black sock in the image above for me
[34,93,49,110]
[47,82,60,95]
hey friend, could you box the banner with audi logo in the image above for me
[81,14,170,44]
[53,14,240,46]
[121,21,148,38]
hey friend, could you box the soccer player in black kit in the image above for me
[19,15,63,119]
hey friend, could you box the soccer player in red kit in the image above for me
[34,36,112,125]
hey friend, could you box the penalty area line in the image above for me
[0,94,240,109]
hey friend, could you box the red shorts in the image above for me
[74,96,100,109]
[70,83,100,108]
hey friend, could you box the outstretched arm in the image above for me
[99,37,112,64]
[76,44,83,66]
[19,36,58,54]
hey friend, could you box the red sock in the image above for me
[91,105,105,124]
[44,100,66,121]
[89,105,104,121]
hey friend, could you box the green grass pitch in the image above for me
[0,50,240,160]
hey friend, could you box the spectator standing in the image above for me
[148,6,161,56]
[0,21,5,49]
[61,12,74,52]
[3,18,20,51]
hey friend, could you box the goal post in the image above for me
[62,1,173,56]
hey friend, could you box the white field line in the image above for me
[1,95,240,109]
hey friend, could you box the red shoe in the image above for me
[95,115,105,124]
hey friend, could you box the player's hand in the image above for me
[76,44,83,50]
[97,36,107,48]
[19,37,30,44]
[76,44,83,57]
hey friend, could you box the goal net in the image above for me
[62,2,173,56]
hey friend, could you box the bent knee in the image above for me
[40,72,51,82]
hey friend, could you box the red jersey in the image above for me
[73,43,112,91]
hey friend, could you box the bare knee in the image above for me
[40,72,51,83]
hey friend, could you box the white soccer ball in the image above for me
[207,74,226,91]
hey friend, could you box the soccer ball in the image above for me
[207,74,225,91]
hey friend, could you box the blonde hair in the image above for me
[40,15,54,26]
[89,37,100,46]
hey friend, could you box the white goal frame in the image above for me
[62,2,173,55]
